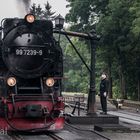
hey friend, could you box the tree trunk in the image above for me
[119,65,127,99]
[117,47,127,99]
[107,57,113,98]
[122,72,127,99]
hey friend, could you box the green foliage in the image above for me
[43,1,56,20]
[30,0,140,100]
[30,3,43,19]
[62,37,90,93]
[66,0,140,100]
[130,1,140,38]
[30,1,56,20]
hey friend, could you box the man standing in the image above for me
[99,74,108,114]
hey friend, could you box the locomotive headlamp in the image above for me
[25,14,35,23]
[46,78,55,87]
[7,77,16,87]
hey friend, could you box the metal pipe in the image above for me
[53,30,100,40]
[53,30,90,39]
[87,39,96,114]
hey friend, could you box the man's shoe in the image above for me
[100,112,104,114]
[100,112,107,115]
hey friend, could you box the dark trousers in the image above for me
[100,95,107,113]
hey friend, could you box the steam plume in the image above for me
[22,0,31,13]
[16,0,31,17]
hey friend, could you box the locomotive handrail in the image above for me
[18,87,41,90]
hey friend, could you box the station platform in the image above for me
[66,113,119,125]
[64,95,138,132]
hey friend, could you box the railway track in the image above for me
[47,133,65,140]
[7,132,65,140]
[108,111,140,125]
[7,132,24,140]
[118,110,140,117]
[5,129,111,140]
[7,129,111,140]
[65,122,111,140]
[6,124,111,140]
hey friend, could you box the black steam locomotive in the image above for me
[0,14,64,131]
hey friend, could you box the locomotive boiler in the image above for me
[0,14,64,131]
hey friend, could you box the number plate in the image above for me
[15,48,43,56]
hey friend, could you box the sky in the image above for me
[0,0,69,21]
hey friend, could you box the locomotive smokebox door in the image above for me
[2,18,55,78]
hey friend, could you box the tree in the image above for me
[129,0,140,100]
[30,1,56,20]
[62,37,90,93]
[43,1,56,20]
[30,3,43,19]
[66,0,140,100]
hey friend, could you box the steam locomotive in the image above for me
[0,14,64,131]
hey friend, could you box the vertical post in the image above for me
[87,38,96,115]
[138,74,140,101]
[78,99,80,116]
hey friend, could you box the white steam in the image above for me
[16,0,31,17]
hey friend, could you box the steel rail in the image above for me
[108,111,140,123]
[65,122,111,140]
[118,110,140,118]
[8,132,24,140]
[47,133,65,140]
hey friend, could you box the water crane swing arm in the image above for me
[53,30,100,40]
